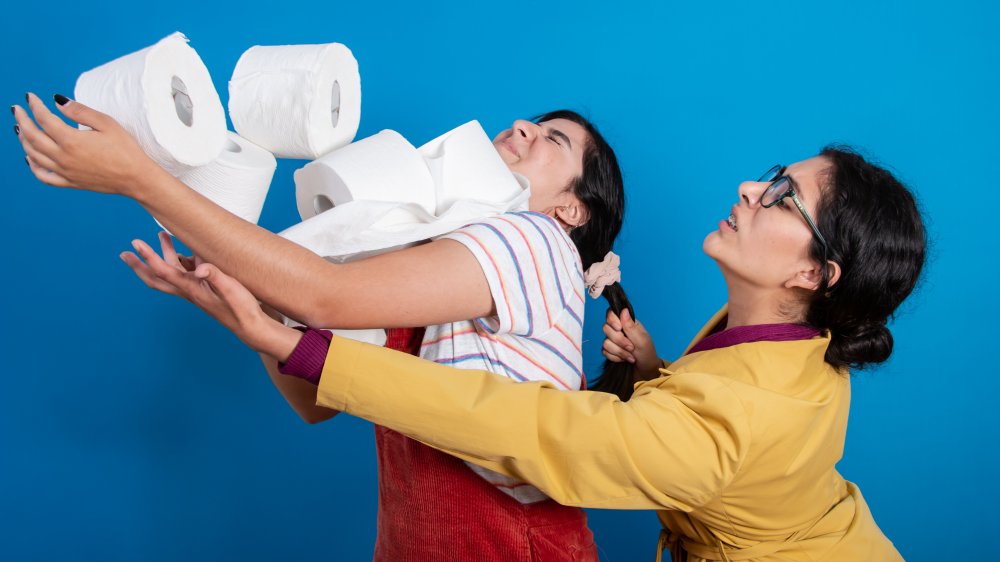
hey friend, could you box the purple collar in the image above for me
[686,322,821,355]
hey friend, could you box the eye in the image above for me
[547,135,561,146]
[775,199,789,209]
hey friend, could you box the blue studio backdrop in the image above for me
[2,1,996,560]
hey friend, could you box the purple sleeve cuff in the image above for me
[277,327,333,386]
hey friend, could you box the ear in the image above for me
[554,198,589,229]
[785,260,842,292]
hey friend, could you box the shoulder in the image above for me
[446,212,580,265]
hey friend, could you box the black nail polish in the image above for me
[14,124,19,135]
[9,105,14,116]
[53,94,69,106]
[25,93,30,104]
[24,156,29,168]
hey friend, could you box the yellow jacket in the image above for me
[317,307,903,561]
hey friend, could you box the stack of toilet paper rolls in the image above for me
[74,32,363,225]
[283,120,528,259]
[74,32,530,342]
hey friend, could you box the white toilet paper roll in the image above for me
[293,130,436,220]
[229,43,361,160]
[74,32,227,176]
[418,121,524,215]
[177,132,277,225]
[279,175,530,259]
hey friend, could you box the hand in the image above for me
[602,308,662,380]
[121,232,299,359]
[13,93,161,196]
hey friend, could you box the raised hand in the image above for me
[13,93,161,196]
[602,308,662,380]
[120,232,300,360]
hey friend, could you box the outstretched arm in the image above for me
[121,234,337,423]
[14,95,492,329]
[316,336,750,511]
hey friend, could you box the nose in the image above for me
[738,180,767,207]
[511,119,540,142]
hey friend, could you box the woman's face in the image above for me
[492,118,589,213]
[703,156,832,290]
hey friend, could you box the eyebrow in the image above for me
[786,174,806,202]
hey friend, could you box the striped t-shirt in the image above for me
[421,211,586,503]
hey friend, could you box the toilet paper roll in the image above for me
[293,130,436,221]
[229,43,361,160]
[74,32,227,176]
[177,132,277,225]
[279,174,530,259]
[418,121,524,215]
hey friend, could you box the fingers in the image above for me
[131,238,190,288]
[51,95,115,132]
[605,308,623,331]
[621,308,635,327]
[603,321,634,352]
[24,155,73,187]
[157,231,183,270]
[194,263,244,302]
[602,337,635,363]
[120,251,181,296]
[14,104,62,165]
[25,92,77,144]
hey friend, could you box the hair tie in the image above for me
[583,251,621,298]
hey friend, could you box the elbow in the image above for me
[301,414,325,425]
[298,407,339,425]
[297,305,342,331]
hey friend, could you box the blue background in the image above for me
[2,1,996,560]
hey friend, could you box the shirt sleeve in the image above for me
[440,212,582,337]
[277,328,332,385]
[316,335,751,511]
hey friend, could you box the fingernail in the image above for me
[10,105,14,116]
[24,93,29,104]
[24,156,30,168]
[14,124,19,135]
[54,94,69,106]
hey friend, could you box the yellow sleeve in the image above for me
[317,335,751,511]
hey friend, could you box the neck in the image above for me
[723,276,806,329]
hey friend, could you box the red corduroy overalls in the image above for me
[372,328,598,562]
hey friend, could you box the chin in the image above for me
[702,231,722,258]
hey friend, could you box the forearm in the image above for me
[260,353,339,424]
[132,167,342,326]
[316,336,747,511]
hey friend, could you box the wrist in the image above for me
[245,313,303,362]
[124,159,171,203]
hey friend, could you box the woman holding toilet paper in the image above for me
[14,94,633,560]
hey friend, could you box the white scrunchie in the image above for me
[583,251,621,298]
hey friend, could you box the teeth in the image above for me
[727,214,738,231]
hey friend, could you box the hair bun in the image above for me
[827,321,893,369]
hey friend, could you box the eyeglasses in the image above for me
[757,164,830,252]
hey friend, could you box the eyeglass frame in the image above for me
[757,164,831,252]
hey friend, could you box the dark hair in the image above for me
[805,145,926,370]
[534,110,635,400]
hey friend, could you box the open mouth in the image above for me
[727,213,738,232]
